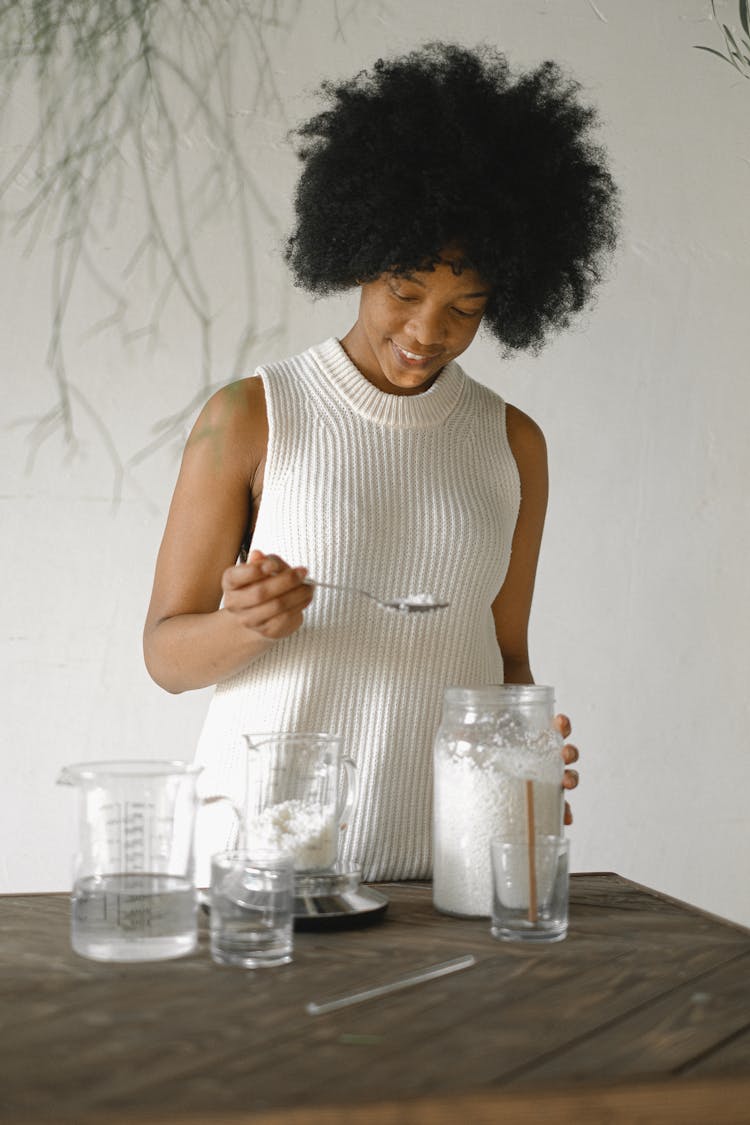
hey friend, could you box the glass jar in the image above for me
[433,685,564,918]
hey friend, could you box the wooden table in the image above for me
[3,873,750,1124]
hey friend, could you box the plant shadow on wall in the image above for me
[696,0,750,80]
[0,0,369,501]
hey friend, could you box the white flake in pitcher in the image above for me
[247,799,337,871]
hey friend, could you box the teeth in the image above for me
[398,344,428,361]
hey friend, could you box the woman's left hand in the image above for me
[555,714,579,826]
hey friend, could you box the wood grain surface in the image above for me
[2,874,750,1124]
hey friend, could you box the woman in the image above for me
[144,43,618,881]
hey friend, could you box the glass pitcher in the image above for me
[242,733,357,873]
[57,760,237,962]
[432,686,564,918]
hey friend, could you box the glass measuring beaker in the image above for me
[57,759,237,962]
[432,686,564,918]
[242,733,357,873]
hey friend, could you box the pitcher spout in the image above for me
[56,763,88,788]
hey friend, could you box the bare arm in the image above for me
[143,378,312,693]
[493,405,580,821]
[492,403,549,684]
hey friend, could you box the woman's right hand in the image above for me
[144,378,315,693]
[222,549,313,641]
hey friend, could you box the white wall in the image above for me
[2,1,749,924]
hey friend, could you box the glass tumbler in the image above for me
[491,834,569,943]
[210,849,294,968]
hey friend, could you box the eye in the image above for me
[391,288,417,303]
[452,306,483,319]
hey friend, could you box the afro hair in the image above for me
[285,42,619,353]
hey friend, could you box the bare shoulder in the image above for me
[189,375,266,445]
[504,402,548,473]
[185,375,267,480]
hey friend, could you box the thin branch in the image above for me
[0,0,311,490]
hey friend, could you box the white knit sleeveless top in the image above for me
[193,337,520,882]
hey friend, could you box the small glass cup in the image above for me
[210,850,294,968]
[490,834,569,943]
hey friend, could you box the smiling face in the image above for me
[340,250,491,396]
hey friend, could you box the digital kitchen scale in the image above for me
[199,864,389,931]
[293,865,389,930]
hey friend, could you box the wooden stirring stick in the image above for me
[525,780,538,923]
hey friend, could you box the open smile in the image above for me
[391,340,441,368]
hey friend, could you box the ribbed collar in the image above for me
[309,337,466,428]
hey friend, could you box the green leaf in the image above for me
[694,44,744,72]
[740,0,750,38]
[723,23,746,61]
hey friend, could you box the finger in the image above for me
[259,553,286,576]
[554,713,572,739]
[254,583,314,623]
[564,801,573,826]
[256,555,307,581]
[563,768,579,791]
[229,577,314,626]
[223,554,302,593]
[562,743,579,765]
[222,560,266,590]
[252,605,309,640]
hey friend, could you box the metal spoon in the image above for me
[306,579,449,613]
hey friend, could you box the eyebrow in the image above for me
[397,274,491,299]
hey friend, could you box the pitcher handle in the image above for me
[337,757,358,832]
[200,793,245,850]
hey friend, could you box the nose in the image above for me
[405,304,446,347]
